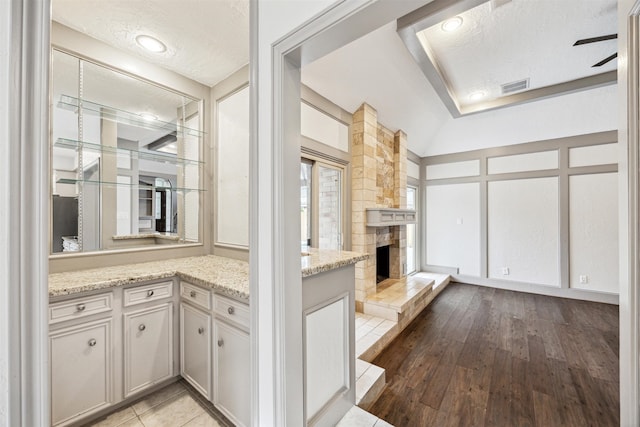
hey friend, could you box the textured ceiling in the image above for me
[52,0,249,87]
[418,0,617,109]
[303,0,617,155]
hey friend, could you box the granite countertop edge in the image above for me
[49,250,370,300]
[301,252,370,277]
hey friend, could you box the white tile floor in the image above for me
[336,406,393,427]
[86,380,232,427]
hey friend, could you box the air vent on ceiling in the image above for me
[490,0,512,11]
[501,78,529,95]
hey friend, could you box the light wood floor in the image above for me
[369,283,619,427]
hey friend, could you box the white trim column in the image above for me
[619,0,640,425]
[253,1,431,425]
[0,0,50,425]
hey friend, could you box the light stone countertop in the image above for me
[49,255,250,300]
[301,248,369,277]
[49,249,369,300]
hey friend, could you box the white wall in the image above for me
[569,173,618,293]
[301,102,349,152]
[217,86,249,247]
[488,177,559,287]
[425,84,617,156]
[423,139,618,301]
[426,183,480,276]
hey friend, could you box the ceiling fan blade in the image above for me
[592,52,618,67]
[574,34,617,46]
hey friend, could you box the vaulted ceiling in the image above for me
[302,0,618,154]
[51,0,617,156]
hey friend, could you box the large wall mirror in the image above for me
[51,49,203,254]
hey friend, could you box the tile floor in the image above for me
[355,313,396,359]
[336,406,393,427]
[85,380,233,427]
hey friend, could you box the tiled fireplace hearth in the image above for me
[351,103,408,311]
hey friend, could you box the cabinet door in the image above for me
[214,319,250,427]
[180,302,211,399]
[124,303,173,397]
[50,318,112,427]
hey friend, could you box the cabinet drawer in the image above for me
[214,294,249,329]
[49,293,112,325]
[180,281,211,311]
[124,281,173,307]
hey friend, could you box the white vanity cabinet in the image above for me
[180,281,212,399]
[49,279,178,427]
[213,294,250,427]
[49,295,114,427]
[180,280,250,426]
[123,302,174,397]
[213,319,250,427]
[123,281,175,398]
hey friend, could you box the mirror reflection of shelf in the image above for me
[56,178,204,193]
[54,138,203,166]
[57,94,205,137]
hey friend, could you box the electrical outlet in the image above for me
[502,267,510,275]
[579,275,589,284]
[456,217,463,225]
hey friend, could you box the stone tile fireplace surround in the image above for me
[351,103,408,311]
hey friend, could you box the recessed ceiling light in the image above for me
[441,16,463,32]
[139,112,158,121]
[469,91,486,101]
[135,35,166,53]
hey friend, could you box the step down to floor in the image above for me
[355,359,386,410]
[362,275,435,322]
[357,272,452,362]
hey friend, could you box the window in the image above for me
[407,186,417,274]
[301,160,313,247]
[300,158,344,250]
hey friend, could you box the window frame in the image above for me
[301,155,347,250]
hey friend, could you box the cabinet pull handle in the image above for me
[198,327,205,335]
[190,290,196,298]
[138,324,146,331]
[217,339,224,347]
[147,290,154,297]
[76,303,86,312]
[88,338,97,347]
[227,306,235,315]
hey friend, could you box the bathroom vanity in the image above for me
[48,255,250,427]
[48,250,367,427]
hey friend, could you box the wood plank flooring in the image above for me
[368,283,619,427]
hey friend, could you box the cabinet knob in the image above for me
[190,290,196,298]
[147,289,154,297]
[217,339,224,347]
[198,327,205,335]
[138,324,146,331]
[76,303,86,312]
[88,338,97,347]
[227,306,235,315]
